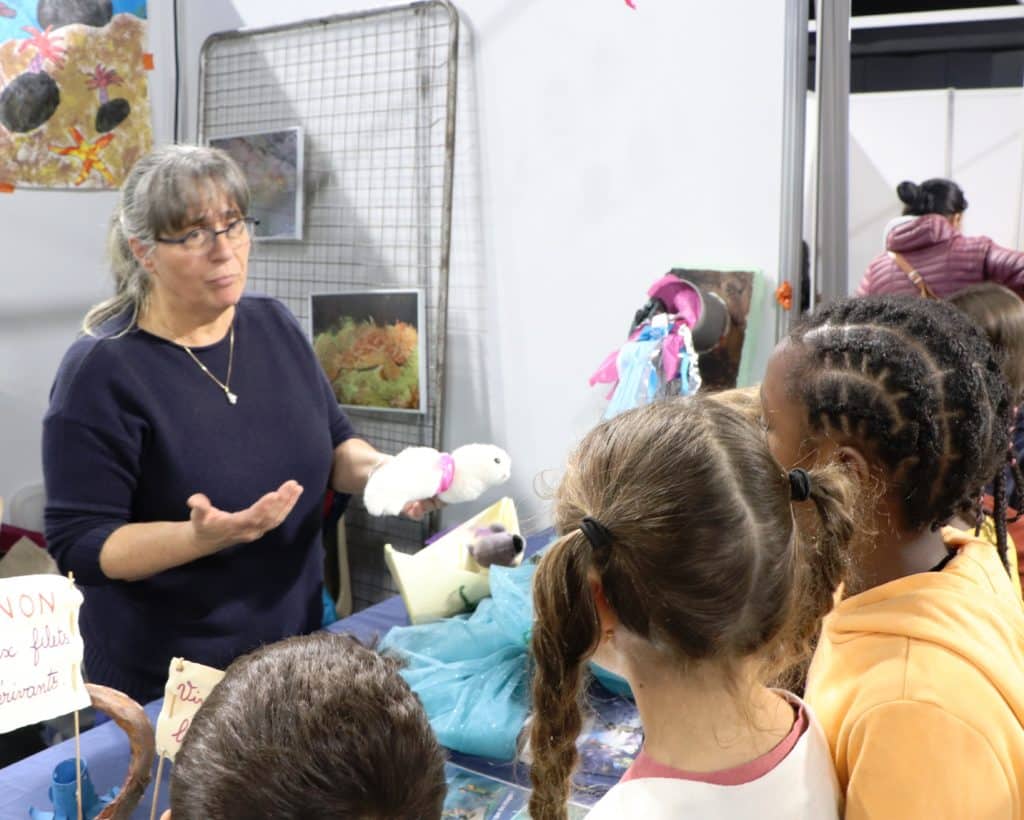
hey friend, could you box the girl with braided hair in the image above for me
[760,294,1024,819]
[528,396,856,820]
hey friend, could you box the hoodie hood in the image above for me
[885,212,957,253]
[825,531,1024,727]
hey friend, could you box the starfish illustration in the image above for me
[84,64,123,103]
[51,127,116,186]
[19,25,66,71]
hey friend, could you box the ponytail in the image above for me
[777,463,857,687]
[528,532,600,820]
[82,211,149,336]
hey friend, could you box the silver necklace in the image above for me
[180,325,238,405]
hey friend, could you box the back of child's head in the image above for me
[528,396,856,820]
[169,632,446,820]
[707,384,761,424]
[949,283,1024,403]
[782,295,1013,566]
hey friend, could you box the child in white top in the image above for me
[528,396,850,819]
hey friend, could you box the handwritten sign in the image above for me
[0,574,90,734]
[155,657,224,761]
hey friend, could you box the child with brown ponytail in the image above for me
[528,396,856,820]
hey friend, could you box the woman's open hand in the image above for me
[187,480,304,555]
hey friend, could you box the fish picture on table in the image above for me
[310,289,427,415]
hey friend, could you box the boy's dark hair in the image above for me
[169,632,447,820]
[529,397,856,820]
[788,295,1014,571]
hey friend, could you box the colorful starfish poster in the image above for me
[0,1,151,189]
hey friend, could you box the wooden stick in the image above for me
[149,755,165,820]
[69,571,82,820]
[68,573,77,664]
[74,708,82,820]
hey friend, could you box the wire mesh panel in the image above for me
[198,2,458,610]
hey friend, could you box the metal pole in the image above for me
[775,0,809,341]
[945,87,955,178]
[814,0,851,305]
[1016,86,1024,248]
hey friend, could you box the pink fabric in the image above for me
[589,327,644,387]
[620,697,808,787]
[437,452,456,495]
[590,349,623,387]
[661,323,684,381]
[647,275,702,328]
[858,213,1024,298]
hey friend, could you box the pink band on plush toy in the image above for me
[437,452,456,494]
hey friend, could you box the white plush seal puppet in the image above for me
[364,443,512,517]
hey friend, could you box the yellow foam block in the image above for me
[384,497,521,624]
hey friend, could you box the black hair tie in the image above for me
[788,468,812,502]
[580,516,613,551]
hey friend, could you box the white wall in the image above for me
[0,4,178,511]
[1,0,789,529]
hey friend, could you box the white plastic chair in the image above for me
[6,481,45,533]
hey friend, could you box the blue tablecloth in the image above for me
[0,530,572,819]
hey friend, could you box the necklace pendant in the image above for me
[226,391,238,405]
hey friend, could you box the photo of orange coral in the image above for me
[311,290,426,414]
[0,2,151,189]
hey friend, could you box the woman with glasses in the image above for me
[42,144,434,703]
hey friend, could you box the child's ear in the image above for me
[835,444,871,486]
[588,573,620,634]
[160,811,172,820]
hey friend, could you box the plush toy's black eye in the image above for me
[494,457,501,464]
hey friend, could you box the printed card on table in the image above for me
[0,574,90,734]
[155,657,224,761]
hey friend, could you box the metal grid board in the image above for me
[198,2,458,610]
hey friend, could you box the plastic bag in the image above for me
[604,327,664,420]
[380,559,538,760]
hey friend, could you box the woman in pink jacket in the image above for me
[859,178,1024,297]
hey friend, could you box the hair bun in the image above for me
[897,180,920,206]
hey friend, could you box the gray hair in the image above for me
[83,144,251,335]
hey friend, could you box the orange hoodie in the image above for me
[806,529,1024,820]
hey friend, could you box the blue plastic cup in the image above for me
[48,758,100,819]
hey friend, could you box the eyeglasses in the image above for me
[155,217,259,254]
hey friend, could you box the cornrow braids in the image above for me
[789,295,1013,573]
[1007,452,1024,524]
